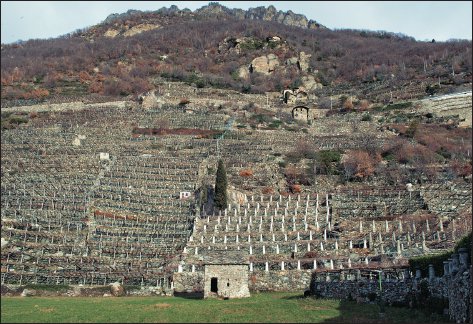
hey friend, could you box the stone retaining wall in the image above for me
[310,266,471,323]
[173,270,312,293]
[249,270,312,291]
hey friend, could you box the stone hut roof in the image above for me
[203,250,249,265]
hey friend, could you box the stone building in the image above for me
[203,251,250,299]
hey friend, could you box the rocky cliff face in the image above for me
[103,3,325,30]
[195,3,324,30]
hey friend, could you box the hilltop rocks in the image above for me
[250,54,280,75]
[103,4,324,32]
[243,5,323,30]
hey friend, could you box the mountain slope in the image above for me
[1,3,471,107]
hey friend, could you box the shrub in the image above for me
[361,113,372,121]
[404,120,419,138]
[261,187,274,194]
[239,169,253,177]
[343,150,378,180]
[315,150,342,175]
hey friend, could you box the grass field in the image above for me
[1,292,449,323]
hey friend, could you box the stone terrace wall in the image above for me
[249,270,312,291]
[310,264,471,323]
[173,269,312,293]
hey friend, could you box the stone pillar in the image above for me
[265,262,269,272]
[447,258,454,274]
[297,260,301,270]
[458,248,469,268]
[443,261,450,276]
[178,264,183,273]
[281,261,285,271]
[450,253,459,274]
[404,268,410,280]
[356,269,361,281]
[428,264,435,281]
[250,262,253,272]
[415,269,422,279]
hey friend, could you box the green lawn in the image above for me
[1,291,449,323]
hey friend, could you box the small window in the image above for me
[227,282,230,287]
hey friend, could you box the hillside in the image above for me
[1,3,471,107]
[0,2,472,309]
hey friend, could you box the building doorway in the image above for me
[210,277,218,293]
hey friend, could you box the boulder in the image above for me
[139,90,164,109]
[110,282,124,297]
[237,65,250,80]
[20,289,37,297]
[251,54,280,75]
[1,237,9,248]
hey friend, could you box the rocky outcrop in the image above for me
[139,90,165,109]
[103,4,325,31]
[250,54,280,75]
[242,5,323,30]
[123,24,161,37]
[285,51,312,72]
[104,29,120,38]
